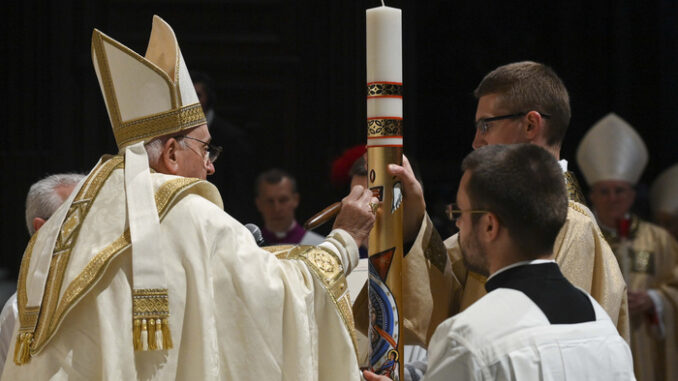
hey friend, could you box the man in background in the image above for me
[255,168,325,245]
[578,112,678,381]
[0,173,84,374]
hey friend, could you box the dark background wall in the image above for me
[2,0,677,278]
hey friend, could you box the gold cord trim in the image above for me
[367,119,403,137]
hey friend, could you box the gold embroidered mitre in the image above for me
[91,15,206,150]
[576,112,648,186]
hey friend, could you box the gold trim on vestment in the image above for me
[564,171,586,205]
[26,156,124,357]
[16,160,206,361]
[367,119,403,137]
[278,245,360,360]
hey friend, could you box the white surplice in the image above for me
[424,288,635,381]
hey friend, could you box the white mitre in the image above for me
[650,164,678,215]
[92,15,206,150]
[576,112,648,186]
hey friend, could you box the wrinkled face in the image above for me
[456,171,489,276]
[175,124,215,180]
[589,180,636,226]
[655,211,678,240]
[472,93,529,149]
[255,178,299,232]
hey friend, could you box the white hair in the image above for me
[25,173,85,235]
[144,137,165,166]
[144,135,188,167]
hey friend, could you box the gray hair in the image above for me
[144,135,189,167]
[144,137,165,165]
[25,173,85,235]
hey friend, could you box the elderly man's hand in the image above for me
[387,155,426,242]
[333,185,378,248]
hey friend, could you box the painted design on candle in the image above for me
[391,182,402,213]
[368,248,400,380]
[370,185,384,201]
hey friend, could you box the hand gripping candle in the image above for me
[365,4,403,380]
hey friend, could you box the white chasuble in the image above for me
[3,155,361,380]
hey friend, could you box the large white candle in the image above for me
[366,6,403,121]
[365,4,404,381]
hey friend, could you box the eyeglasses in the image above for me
[179,135,223,163]
[474,111,551,134]
[444,203,489,222]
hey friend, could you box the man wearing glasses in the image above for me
[355,61,629,354]
[364,144,634,381]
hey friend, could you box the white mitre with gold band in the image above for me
[650,164,678,215]
[576,112,648,185]
[92,15,206,149]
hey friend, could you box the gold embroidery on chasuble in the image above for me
[15,159,205,362]
[600,215,653,274]
[279,245,360,360]
[564,171,586,205]
[423,228,448,273]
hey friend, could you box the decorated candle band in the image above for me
[367,118,403,135]
[367,81,403,98]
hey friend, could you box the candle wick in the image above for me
[381,0,385,6]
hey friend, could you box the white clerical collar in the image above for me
[559,159,568,173]
[487,258,556,282]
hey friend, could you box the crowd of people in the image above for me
[1,14,676,381]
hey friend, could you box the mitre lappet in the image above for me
[92,15,208,353]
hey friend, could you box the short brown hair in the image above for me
[474,61,571,147]
[461,144,568,258]
[255,168,297,196]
